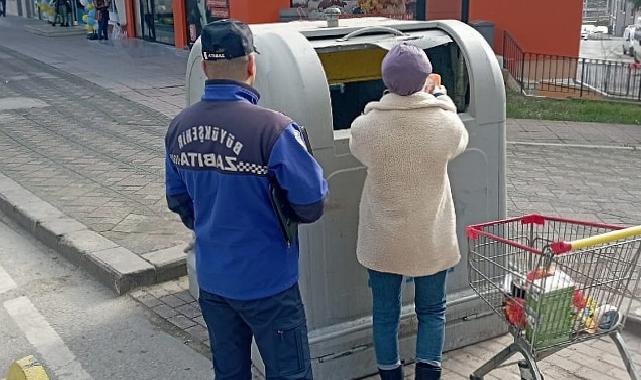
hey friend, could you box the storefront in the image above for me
[184,0,229,44]
[134,0,419,48]
[290,0,424,20]
[134,0,176,44]
[122,0,581,59]
[177,0,426,47]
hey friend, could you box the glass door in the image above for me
[138,0,174,44]
[185,0,205,44]
[152,0,175,44]
[184,0,227,45]
[139,0,157,41]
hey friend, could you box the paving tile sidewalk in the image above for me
[1,15,640,293]
[0,16,188,118]
[0,44,191,290]
[508,119,641,147]
[2,13,641,378]
[134,276,641,380]
[506,143,641,226]
[2,16,641,147]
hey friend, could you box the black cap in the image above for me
[201,19,258,61]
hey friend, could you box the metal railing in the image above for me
[503,32,641,101]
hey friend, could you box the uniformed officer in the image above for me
[165,19,327,380]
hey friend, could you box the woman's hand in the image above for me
[424,78,436,94]
[424,73,441,94]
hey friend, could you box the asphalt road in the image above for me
[580,36,635,61]
[0,214,213,380]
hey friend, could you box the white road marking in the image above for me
[0,264,17,295]
[4,296,94,380]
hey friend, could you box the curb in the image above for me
[0,173,187,295]
[23,24,87,38]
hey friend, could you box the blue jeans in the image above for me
[368,269,447,370]
[199,284,313,380]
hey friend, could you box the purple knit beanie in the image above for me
[381,43,433,96]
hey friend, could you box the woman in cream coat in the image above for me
[350,44,469,380]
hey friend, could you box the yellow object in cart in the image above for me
[570,225,641,250]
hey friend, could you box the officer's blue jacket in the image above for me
[165,80,328,300]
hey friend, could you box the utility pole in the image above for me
[461,0,469,23]
[416,0,426,20]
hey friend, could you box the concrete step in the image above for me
[24,22,86,37]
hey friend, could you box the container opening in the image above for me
[317,43,469,130]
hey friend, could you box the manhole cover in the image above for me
[0,97,50,111]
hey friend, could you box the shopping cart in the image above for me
[466,214,641,380]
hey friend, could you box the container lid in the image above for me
[311,28,452,53]
[469,20,495,27]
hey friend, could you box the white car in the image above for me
[581,24,595,40]
[590,26,610,40]
[595,26,609,34]
[634,27,641,62]
[624,25,635,56]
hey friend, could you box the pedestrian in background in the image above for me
[0,0,6,17]
[165,20,327,380]
[52,0,69,26]
[186,0,202,43]
[96,0,110,40]
[76,0,84,24]
[350,43,469,380]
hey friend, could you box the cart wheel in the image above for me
[518,360,535,380]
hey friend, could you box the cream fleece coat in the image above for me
[349,92,469,277]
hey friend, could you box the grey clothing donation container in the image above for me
[185,18,507,380]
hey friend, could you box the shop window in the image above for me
[139,0,175,44]
[185,0,228,43]
[290,0,423,20]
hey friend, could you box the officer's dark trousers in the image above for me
[199,283,313,380]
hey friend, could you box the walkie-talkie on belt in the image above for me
[269,126,313,247]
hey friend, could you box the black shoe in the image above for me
[379,366,403,380]
[415,363,441,380]
[64,23,69,27]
